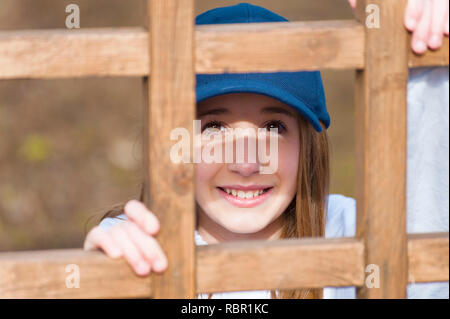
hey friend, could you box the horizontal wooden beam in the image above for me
[197,233,450,293]
[0,21,364,79]
[0,21,359,79]
[408,232,449,283]
[0,28,149,79]
[195,20,365,73]
[0,233,447,297]
[1,23,447,80]
[196,237,365,293]
[0,248,152,298]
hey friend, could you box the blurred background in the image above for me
[0,0,355,251]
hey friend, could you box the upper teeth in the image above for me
[224,188,266,198]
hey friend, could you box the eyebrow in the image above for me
[261,106,296,118]
[197,108,229,117]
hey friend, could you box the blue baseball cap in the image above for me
[196,3,330,132]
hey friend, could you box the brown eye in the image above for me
[202,121,226,133]
[264,120,287,134]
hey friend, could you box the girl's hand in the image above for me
[404,0,449,54]
[347,0,449,54]
[84,200,168,276]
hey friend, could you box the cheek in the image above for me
[195,162,223,197]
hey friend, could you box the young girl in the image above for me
[84,2,448,299]
[84,3,357,299]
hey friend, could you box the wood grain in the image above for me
[0,249,152,298]
[145,0,196,299]
[0,28,149,79]
[408,232,449,283]
[355,0,409,298]
[196,237,365,293]
[195,20,365,72]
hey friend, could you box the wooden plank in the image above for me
[408,232,449,283]
[0,28,149,79]
[409,36,449,68]
[0,21,363,79]
[0,23,447,79]
[355,0,409,299]
[0,249,151,298]
[196,237,365,293]
[195,20,365,72]
[145,0,196,299]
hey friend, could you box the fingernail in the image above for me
[405,18,416,30]
[413,41,427,54]
[125,200,139,212]
[428,35,442,49]
[110,249,122,259]
[153,259,167,271]
[147,221,159,234]
[136,261,150,275]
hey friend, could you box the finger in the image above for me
[412,0,432,54]
[110,224,151,276]
[124,200,160,235]
[123,222,168,273]
[405,0,426,31]
[428,0,448,49]
[83,226,122,259]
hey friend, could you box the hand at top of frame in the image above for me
[347,0,449,55]
[84,200,168,276]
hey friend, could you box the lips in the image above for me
[216,185,273,208]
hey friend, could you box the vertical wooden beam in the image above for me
[145,0,196,298]
[355,0,409,298]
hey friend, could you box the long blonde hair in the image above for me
[100,115,330,299]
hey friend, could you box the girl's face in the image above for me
[195,93,300,238]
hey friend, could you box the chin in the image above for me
[221,218,268,234]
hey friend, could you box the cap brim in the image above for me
[196,79,324,132]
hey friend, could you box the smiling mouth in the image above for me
[216,186,274,208]
[217,187,273,199]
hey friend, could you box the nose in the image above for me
[227,138,261,176]
[224,126,263,177]
[228,161,260,177]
